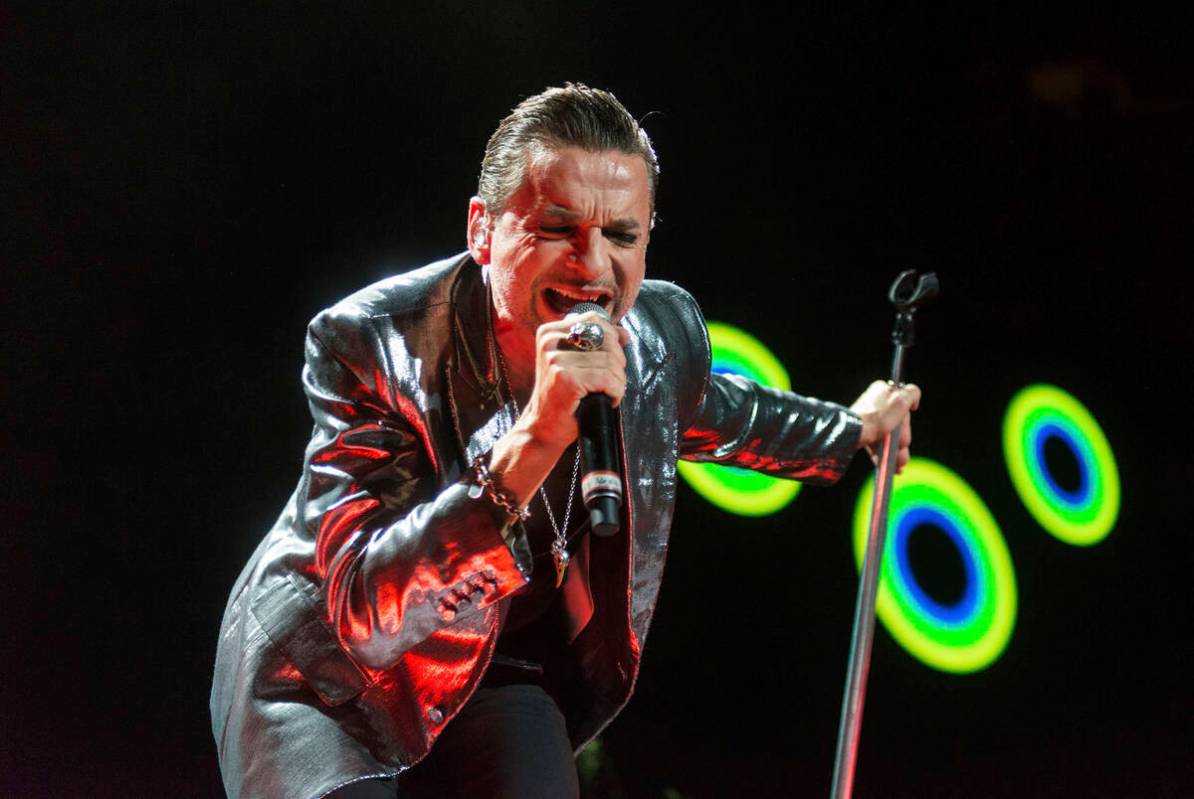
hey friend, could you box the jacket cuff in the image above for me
[829,407,865,482]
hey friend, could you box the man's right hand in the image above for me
[517,311,630,453]
[487,312,629,508]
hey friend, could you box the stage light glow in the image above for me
[677,322,801,516]
[853,459,1017,673]
[1003,384,1120,546]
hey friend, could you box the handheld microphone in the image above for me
[565,303,623,537]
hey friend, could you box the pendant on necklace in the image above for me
[551,540,570,588]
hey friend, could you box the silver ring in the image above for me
[566,320,605,352]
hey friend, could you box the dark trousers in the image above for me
[327,683,579,799]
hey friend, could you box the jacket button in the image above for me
[428,706,444,725]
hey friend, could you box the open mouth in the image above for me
[543,286,613,317]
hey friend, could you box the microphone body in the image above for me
[566,303,623,537]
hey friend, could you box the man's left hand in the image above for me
[850,380,922,473]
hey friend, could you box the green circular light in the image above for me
[676,321,801,516]
[1003,384,1120,546]
[703,321,791,391]
[853,458,1018,673]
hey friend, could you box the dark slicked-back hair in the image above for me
[477,83,659,222]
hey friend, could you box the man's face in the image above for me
[470,145,651,353]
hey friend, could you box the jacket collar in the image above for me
[444,261,517,467]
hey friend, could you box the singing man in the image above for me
[211,83,919,799]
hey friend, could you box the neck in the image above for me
[492,316,536,405]
[481,268,536,406]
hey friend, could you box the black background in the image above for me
[5,4,1193,797]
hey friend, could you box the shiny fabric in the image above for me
[210,253,863,799]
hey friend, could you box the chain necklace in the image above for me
[490,327,582,589]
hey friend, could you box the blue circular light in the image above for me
[1004,384,1120,546]
[1033,422,1092,508]
[892,507,980,627]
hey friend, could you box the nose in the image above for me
[570,227,610,278]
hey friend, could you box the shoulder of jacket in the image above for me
[638,278,699,305]
[629,279,707,349]
[628,279,711,424]
[308,252,471,340]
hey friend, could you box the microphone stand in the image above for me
[830,270,938,799]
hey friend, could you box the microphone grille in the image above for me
[566,302,610,321]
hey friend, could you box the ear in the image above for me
[467,197,491,265]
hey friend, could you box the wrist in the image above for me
[844,407,870,451]
[469,454,531,523]
[487,423,566,508]
[513,405,575,455]
[857,415,880,450]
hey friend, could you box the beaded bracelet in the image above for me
[469,455,531,522]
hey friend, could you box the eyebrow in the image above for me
[541,205,641,231]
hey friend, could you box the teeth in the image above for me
[551,287,606,303]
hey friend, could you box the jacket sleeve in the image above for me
[679,372,863,485]
[295,307,530,672]
[668,283,863,485]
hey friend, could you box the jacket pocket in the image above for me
[249,572,371,706]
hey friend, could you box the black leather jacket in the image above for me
[210,254,862,799]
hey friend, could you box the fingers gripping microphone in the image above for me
[565,302,623,537]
